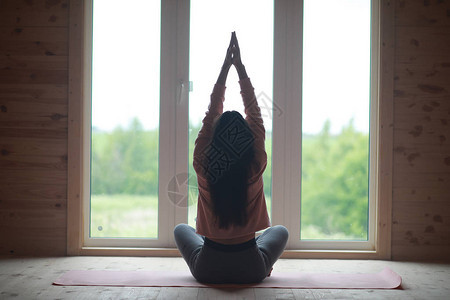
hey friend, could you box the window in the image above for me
[298,0,377,250]
[83,0,165,247]
[272,0,382,252]
[89,0,160,240]
[68,0,392,258]
[187,0,274,229]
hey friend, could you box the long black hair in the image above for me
[202,111,255,229]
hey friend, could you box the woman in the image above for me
[174,32,288,284]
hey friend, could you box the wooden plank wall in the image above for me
[0,0,69,255]
[0,0,449,260]
[392,0,450,260]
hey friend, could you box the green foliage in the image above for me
[301,120,369,239]
[91,118,159,195]
[90,118,369,239]
[90,194,158,238]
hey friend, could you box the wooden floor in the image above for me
[0,257,449,299]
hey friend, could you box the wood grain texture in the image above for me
[66,0,84,256]
[394,186,450,202]
[392,0,450,260]
[0,83,68,99]
[0,0,69,11]
[0,56,68,71]
[0,0,68,256]
[0,137,67,156]
[0,27,68,41]
[395,0,450,27]
[377,0,395,260]
[1,257,449,299]
[0,11,69,27]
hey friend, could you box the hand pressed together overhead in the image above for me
[217,32,248,86]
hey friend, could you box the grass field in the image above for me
[90,193,272,238]
[90,194,353,240]
[90,194,158,238]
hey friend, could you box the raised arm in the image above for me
[230,32,248,81]
[239,78,267,180]
[193,34,234,176]
[231,32,263,133]
[216,34,234,85]
[231,32,267,179]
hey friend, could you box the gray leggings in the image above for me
[173,224,289,284]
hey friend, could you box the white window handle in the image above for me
[177,80,193,104]
[177,80,185,104]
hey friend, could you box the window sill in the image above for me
[77,247,385,259]
[80,247,181,257]
[282,250,382,259]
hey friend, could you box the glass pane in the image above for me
[90,0,160,238]
[188,0,274,228]
[301,0,371,240]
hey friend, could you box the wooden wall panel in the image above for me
[392,0,450,261]
[0,56,68,70]
[0,27,68,41]
[0,227,66,256]
[0,11,69,27]
[0,0,68,256]
[395,0,450,27]
[0,0,69,11]
[0,83,68,98]
[394,187,450,202]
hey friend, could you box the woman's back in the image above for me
[193,78,270,241]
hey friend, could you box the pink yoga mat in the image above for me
[53,268,401,289]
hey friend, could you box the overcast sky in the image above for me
[92,0,370,135]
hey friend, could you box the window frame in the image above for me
[70,0,190,250]
[273,0,379,252]
[270,0,393,258]
[67,0,393,258]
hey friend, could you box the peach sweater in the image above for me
[193,78,271,239]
